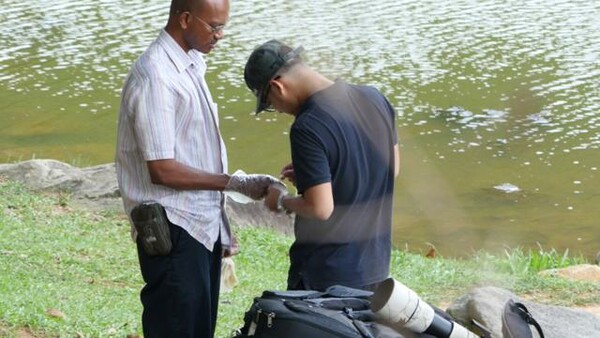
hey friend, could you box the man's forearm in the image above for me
[281,186,333,221]
[147,159,230,191]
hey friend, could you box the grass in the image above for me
[0,178,598,337]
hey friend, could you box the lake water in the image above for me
[1,0,598,258]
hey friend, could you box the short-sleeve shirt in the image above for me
[115,29,229,251]
[288,79,397,290]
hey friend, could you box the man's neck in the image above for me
[165,20,190,53]
[302,69,334,98]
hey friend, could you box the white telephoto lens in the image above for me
[372,278,480,338]
[371,278,435,333]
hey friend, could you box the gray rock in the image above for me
[226,198,293,235]
[447,286,600,338]
[0,159,85,192]
[0,159,121,212]
[0,159,293,232]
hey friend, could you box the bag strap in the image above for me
[352,319,375,338]
[471,319,493,338]
[513,302,545,338]
[261,289,323,299]
[324,285,374,299]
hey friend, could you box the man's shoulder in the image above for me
[125,51,179,93]
[347,82,383,100]
[291,107,330,137]
[130,32,182,76]
[133,45,172,74]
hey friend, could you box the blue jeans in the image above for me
[137,222,222,338]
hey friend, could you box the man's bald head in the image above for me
[169,0,205,16]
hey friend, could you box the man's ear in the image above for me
[179,12,191,30]
[270,78,285,97]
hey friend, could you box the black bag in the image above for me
[233,285,443,338]
[502,299,544,338]
[130,202,172,256]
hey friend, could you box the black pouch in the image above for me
[130,202,172,256]
[502,299,544,338]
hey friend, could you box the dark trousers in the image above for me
[136,222,222,338]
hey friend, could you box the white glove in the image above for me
[225,172,284,200]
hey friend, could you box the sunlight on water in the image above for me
[0,0,598,258]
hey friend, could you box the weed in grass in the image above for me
[56,190,72,208]
[501,244,587,275]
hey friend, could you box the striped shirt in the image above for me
[115,29,229,252]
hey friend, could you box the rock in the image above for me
[46,308,66,319]
[0,159,84,192]
[539,264,600,283]
[226,198,293,235]
[0,159,121,212]
[0,159,293,232]
[0,159,118,199]
[446,286,510,336]
[447,286,600,338]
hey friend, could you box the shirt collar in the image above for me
[157,29,207,75]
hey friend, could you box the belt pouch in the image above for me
[131,202,172,256]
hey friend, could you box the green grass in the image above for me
[0,178,598,337]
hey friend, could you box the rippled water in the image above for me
[1,0,599,258]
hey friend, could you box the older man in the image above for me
[244,40,400,292]
[116,1,276,337]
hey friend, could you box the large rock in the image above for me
[0,160,120,210]
[539,264,600,283]
[0,159,116,196]
[0,159,293,232]
[447,286,600,338]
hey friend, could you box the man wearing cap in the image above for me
[116,1,279,337]
[244,40,400,292]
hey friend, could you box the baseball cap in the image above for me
[244,40,304,113]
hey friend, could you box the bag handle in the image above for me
[503,299,545,338]
[513,302,544,338]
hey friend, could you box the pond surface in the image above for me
[1,0,599,258]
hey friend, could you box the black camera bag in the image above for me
[233,285,445,338]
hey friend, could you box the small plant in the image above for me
[57,190,71,207]
[502,243,586,275]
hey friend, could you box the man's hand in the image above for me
[223,234,240,258]
[265,184,288,212]
[280,163,296,186]
[225,173,282,200]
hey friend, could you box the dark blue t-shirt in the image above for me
[288,79,397,291]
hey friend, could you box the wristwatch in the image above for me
[276,192,289,213]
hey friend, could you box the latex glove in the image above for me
[225,172,283,200]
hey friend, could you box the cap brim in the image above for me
[254,88,269,114]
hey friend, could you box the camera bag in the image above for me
[232,285,450,338]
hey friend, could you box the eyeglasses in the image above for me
[189,13,226,34]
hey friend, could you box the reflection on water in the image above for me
[1,0,599,258]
